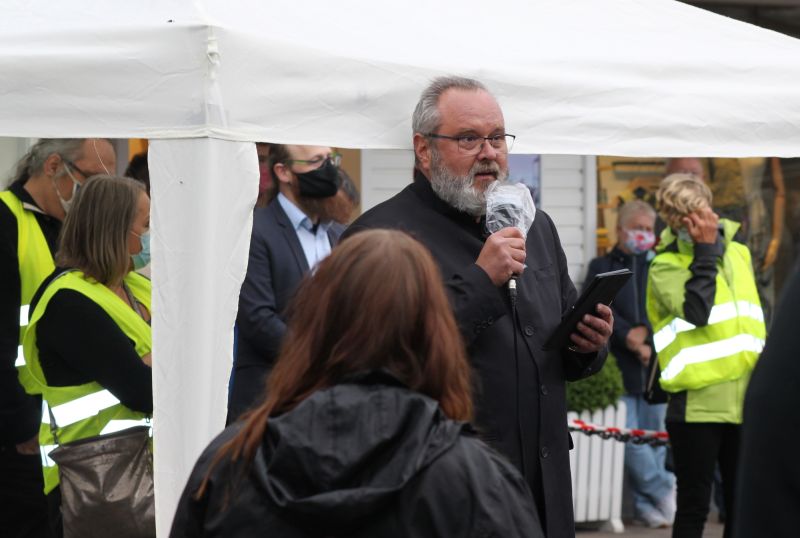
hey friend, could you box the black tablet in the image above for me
[543,268,632,351]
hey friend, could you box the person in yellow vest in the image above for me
[647,173,765,538]
[0,138,115,538]
[22,175,151,538]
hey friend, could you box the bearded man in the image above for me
[344,76,612,538]
[229,144,345,422]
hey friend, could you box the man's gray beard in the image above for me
[428,150,508,217]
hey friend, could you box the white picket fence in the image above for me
[568,401,626,533]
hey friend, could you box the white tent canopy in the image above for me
[2,0,799,535]
[3,0,800,155]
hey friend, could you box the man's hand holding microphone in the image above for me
[479,182,612,354]
[476,227,526,286]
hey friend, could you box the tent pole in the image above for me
[148,138,258,537]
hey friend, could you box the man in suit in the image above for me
[344,76,613,537]
[228,144,345,422]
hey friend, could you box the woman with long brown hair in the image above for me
[170,230,542,537]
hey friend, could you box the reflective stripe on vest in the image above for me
[653,300,764,353]
[15,305,29,366]
[40,420,151,467]
[24,270,152,494]
[40,444,57,467]
[660,333,765,382]
[41,389,121,428]
[99,418,151,436]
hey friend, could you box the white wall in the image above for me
[360,149,414,211]
[0,138,35,188]
[360,150,597,286]
[539,154,597,286]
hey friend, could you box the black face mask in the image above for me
[296,158,340,199]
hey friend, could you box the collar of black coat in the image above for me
[410,168,488,238]
[610,245,649,263]
[9,177,47,215]
[338,367,407,388]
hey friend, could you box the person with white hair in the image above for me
[584,199,675,528]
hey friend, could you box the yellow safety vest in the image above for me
[0,190,55,394]
[647,220,765,397]
[23,270,152,493]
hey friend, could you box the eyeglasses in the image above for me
[424,133,515,155]
[287,152,342,169]
[62,158,94,179]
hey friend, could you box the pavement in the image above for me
[577,516,724,537]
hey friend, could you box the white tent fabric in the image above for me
[2,0,800,156]
[148,138,257,534]
[1,0,799,535]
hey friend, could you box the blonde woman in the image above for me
[22,175,152,537]
[647,174,765,538]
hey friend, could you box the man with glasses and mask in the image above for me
[228,144,346,423]
[345,76,613,537]
[0,138,115,537]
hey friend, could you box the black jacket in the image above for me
[171,373,543,538]
[584,247,652,395]
[30,267,152,413]
[230,199,343,419]
[735,266,800,538]
[343,174,606,538]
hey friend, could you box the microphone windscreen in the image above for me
[486,182,536,237]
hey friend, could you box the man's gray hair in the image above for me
[12,139,86,183]
[412,76,489,135]
[618,199,656,228]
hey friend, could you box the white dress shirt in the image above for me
[277,193,332,270]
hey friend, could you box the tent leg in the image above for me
[148,138,258,537]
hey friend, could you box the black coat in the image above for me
[344,175,606,538]
[171,373,543,538]
[735,266,800,538]
[584,247,652,395]
[230,199,343,420]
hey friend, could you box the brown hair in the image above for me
[656,173,713,230]
[56,175,146,286]
[197,229,473,497]
[264,143,290,203]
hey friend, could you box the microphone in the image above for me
[485,182,536,304]
[485,181,536,236]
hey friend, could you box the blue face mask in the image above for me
[131,230,150,270]
[677,228,694,245]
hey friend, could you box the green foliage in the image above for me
[566,354,625,413]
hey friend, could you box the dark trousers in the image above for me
[46,487,62,538]
[666,422,740,538]
[0,444,51,538]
